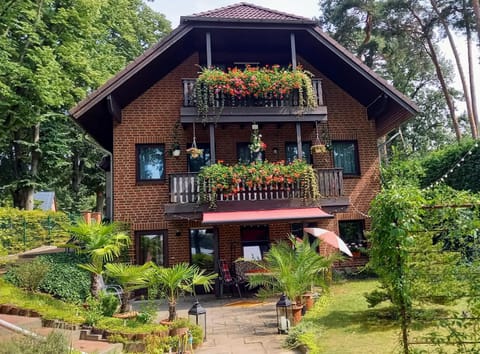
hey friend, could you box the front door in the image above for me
[189,228,218,273]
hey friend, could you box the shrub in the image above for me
[5,253,91,303]
[7,258,50,291]
[0,331,70,354]
[38,253,91,303]
[0,208,71,254]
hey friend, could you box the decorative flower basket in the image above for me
[186,147,203,159]
[311,144,327,154]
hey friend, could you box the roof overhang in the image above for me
[202,207,333,225]
[69,18,419,150]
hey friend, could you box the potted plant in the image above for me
[171,142,181,157]
[311,144,327,154]
[147,263,216,321]
[186,146,203,159]
[247,235,336,325]
[195,65,317,120]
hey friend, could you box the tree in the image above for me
[149,263,216,321]
[0,0,170,210]
[247,235,335,303]
[104,262,153,312]
[66,219,131,298]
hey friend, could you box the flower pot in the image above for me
[311,144,327,154]
[169,326,188,337]
[303,292,314,311]
[172,149,181,157]
[292,304,303,326]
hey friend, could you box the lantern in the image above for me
[188,300,207,341]
[276,294,292,334]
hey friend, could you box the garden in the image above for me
[0,216,215,354]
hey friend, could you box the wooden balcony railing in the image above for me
[169,168,343,204]
[182,78,324,108]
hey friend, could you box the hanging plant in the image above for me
[195,65,317,120]
[198,160,320,208]
[249,125,267,154]
[186,147,203,159]
[311,121,330,154]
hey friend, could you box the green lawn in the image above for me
[312,279,400,353]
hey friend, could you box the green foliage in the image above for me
[144,334,177,353]
[247,235,335,302]
[84,295,105,327]
[148,263,216,321]
[0,0,170,210]
[6,258,51,292]
[0,331,71,354]
[95,316,168,335]
[0,278,85,324]
[37,253,91,303]
[0,208,70,254]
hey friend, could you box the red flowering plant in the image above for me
[197,159,320,208]
[195,65,317,120]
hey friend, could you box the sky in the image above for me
[149,1,479,114]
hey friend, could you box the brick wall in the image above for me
[113,52,380,265]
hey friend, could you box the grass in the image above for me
[312,279,401,354]
[290,279,476,353]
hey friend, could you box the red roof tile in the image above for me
[189,2,310,22]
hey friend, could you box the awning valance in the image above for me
[202,207,333,225]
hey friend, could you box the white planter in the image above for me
[172,149,181,157]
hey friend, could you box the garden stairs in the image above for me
[0,314,123,353]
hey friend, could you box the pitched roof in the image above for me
[182,2,315,24]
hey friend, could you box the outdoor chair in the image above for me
[218,259,242,298]
[99,276,124,306]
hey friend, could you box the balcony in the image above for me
[180,78,327,123]
[169,168,343,204]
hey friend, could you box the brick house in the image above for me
[70,3,417,272]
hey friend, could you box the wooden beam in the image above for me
[296,122,303,159]
[290,33,297,69]
[106,94,122,123]
[209,123,216,162]
[206,32,212,67]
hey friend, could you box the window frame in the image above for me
[136,144,166,182]
[136,230,168,266]
[236,142,265,164]
[285,141,312,164]
[332,140,360,176]
[338,220,366,246]
[189,228,217,273]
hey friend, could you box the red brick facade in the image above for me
[112,51,379,266]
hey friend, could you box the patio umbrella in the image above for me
[303,227,353,257]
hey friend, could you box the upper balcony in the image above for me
[168,167,343,205]
[180,77,328,123]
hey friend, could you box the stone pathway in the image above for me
[135,295,302,354]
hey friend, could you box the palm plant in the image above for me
[247,234,335,303]
[65,219,131,298]
[149,263,216,321]
[104,262,154,312]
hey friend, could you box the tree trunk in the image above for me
[95,190,105,213]
[472,0,480,44]
[91,273,103,299]
[466,1,479,136]
[120,290,131,313]
[168,300,177,321]
[430,0,476,138]
[425,35,461,141]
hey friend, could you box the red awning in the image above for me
[202,207,333,225]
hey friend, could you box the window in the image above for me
[137,230,166,266]
[332,141,359,175]
[240,225,269,260]
[338,220,365,247]
[237,142,265,164]
[136,144,165,181]
[188,143,211,172]
[190,228,216,272]
[285,142,312,164]
[291,222,317,244]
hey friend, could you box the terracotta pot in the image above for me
[169,326,188,337]
[152,328,169,338]
[292,304,303,326]
[303,292,314,311]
